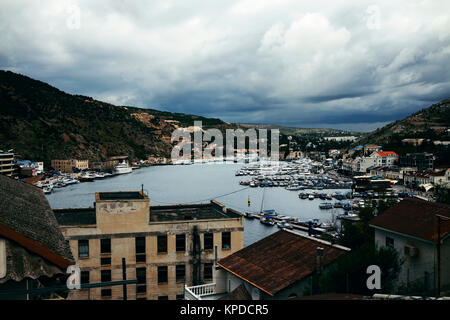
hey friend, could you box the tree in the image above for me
[434,185,450,204]
[316,242,403,295]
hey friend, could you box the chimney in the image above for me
[316,247,324,274]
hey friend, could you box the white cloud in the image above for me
[0,0,449,130]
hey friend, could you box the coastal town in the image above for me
[1,124,449,301]
[1,1,450,311]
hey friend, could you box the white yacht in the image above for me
[113,160,132,174]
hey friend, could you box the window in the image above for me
[158,296,169,300]
[80,271,90,285]
[136,237,146,253]
[222,232,231,249]
[176,265,186,283]
[204,233,214,250]
[176,234,186,252]
[136,237,146,263]
[204,263,213,281]
[136,267,147,294]
[101,289,112,298]
[101,270,111,282]
[158,266,168,284]
[100,238,111,254]
[78,240,89,258]
[157,235,167,253]
[101,257,111,266]
[101,270,111,298]
[176,294,184,300]
[386,237,394,248]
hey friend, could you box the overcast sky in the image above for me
[1,0,449,131]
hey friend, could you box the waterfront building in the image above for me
[371,151,399,167]
[0,150,16,177]
[185,230,350,300]
[54,191,244,300]
[51,159,89,173]
[403,168,449,189]
[370,198,450,290]
[0,175,74,300]
[399,153,435,171]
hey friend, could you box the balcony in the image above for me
[184,283,226,300]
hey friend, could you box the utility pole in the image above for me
[122,258,127,300]
[435,214,450,297]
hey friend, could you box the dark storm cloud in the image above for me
[1,0,449,131]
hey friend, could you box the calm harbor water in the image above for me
[46,163,350,246]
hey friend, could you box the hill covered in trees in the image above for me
[0,70,236,164]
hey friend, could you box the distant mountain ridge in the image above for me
[0,70,237,164]
[239,123,361,137]
[358,99,450,145]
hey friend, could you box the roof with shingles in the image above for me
[0,175,73,268]
[370,198,450,241]
[217,230,350,296]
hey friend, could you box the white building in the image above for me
[370,198,450,290]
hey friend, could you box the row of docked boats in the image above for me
[244,210,338,236]
[237,159,352,190]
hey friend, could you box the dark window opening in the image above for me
[80,271,90,285]
[222,232,231,249]
[101,257,111,266]
[101,238,111,254]
[157,235,167,253]
[204,233,214,250]
[204,263,213,281]
[136,267,147,294]
[101,289,112,298]
[78,240,89,258]
[158,266,168,284]
[136,237,146,254]
[176,265,186,283]
[176,234,186,252]
[101,270,112,282]
[386,237,394,248]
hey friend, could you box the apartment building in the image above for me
[0,150,16,177]
[51,159,89,173]
[54,191,244,300]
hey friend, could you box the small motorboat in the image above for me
[319,202,333,209]
[277,221,293,229]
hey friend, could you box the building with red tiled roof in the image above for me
[369,198,450,289]
[371,151,399,167]
[191,230,350,300]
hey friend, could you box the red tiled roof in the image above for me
[217,230,349,296]
[370,198,450,241]
[377,151,398,157]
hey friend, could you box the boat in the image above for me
[79,173,95,182]
[333,202,343,208]
[277,221,293,229]
[308,194,314,200]
[260,217,275,226]
[337,212,360,221]
[244,211,258,219]
[43,186,52,194]
[286,185,302,191]
[113,161,133,174]
[319,202,333,209]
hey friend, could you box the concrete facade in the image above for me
[51,159,89,173]
[374,227,450,289]
[56,191,244,300]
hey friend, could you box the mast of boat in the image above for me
[260,187,266,213]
